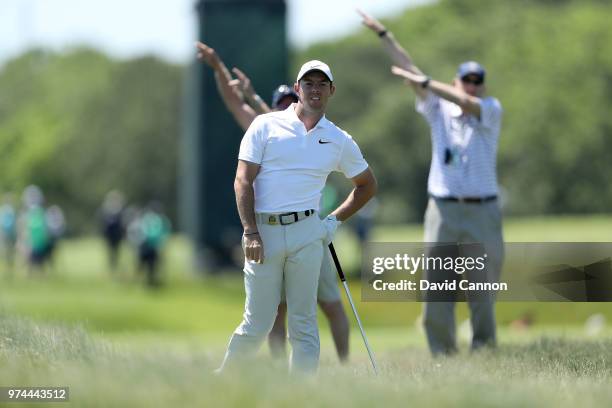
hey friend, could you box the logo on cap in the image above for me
[296,60,334,82]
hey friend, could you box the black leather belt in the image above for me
[433,195,497,204]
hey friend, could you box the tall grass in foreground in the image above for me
[1,314,611,408]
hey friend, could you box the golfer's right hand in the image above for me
[243,233,264,264]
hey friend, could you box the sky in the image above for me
[0,0,431,66]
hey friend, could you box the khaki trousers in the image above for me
[220,214,327,372]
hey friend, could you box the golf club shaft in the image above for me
[328,243,379,375]
[341,280,379,375]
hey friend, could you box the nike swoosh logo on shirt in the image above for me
[318,139,331,144]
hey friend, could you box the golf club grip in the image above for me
[328,243,346,282]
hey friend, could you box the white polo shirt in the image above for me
[416,92,503,197]
[238,104,369,213]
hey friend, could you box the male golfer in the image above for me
[218,60,376,372]
[196,42,351,362]
[360,10,504,355]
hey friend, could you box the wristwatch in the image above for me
[421,76,431,89]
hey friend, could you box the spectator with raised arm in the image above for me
[360,9,504,356]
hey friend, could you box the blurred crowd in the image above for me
[0,186,171,288]
[99,190,171,288]
[0,185,66,273]
[0,184,374,288]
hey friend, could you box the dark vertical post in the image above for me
[181,0,288,271]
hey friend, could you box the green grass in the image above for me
[2,234,612,335]
[1,215,612,406]
[1,215,612,333]
[373,214,612,242]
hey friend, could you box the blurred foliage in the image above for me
[0,48,182,231]
[1,0,612,231]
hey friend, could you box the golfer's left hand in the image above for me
[322,215,341,244]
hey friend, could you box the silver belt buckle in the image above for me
[280,212,297,225]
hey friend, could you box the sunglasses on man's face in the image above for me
[461,76,484,86]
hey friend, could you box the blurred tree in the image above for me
[58,55,182,229]
[0,48,182,232]
[1,0,612,230]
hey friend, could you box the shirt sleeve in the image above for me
[237,116,266,164]
[479,97,503,131]
[415,91,441,123]
[337,133,369,178]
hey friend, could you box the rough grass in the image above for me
[1,314,611,408]
[2,216,612,406]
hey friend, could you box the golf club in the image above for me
[328,242,379,375]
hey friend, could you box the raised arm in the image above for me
[231,67,271,115]
[357,9,424,76]
[195,41,257,131]
[391,66,482,117]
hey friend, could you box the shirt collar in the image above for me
[285,103,331,130]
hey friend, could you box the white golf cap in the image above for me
[296,60,334,82]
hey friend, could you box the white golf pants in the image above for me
[220,213,327,372]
